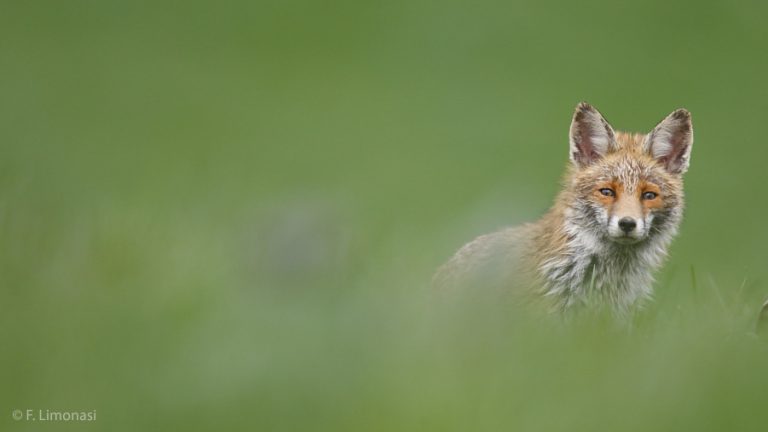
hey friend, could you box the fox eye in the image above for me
[642,191,658,200]
[599,188,615,197]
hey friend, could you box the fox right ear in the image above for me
[645,109,693,175]
[569,102,616,168]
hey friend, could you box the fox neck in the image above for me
[537,204,678,315]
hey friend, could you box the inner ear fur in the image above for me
[644,109,693,174]
[569,102,616,168]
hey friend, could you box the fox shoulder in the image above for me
[432,225,534,291]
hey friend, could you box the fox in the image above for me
[433,102,693,316]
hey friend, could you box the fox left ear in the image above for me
[569,102,617,168]
[645,109,693,174]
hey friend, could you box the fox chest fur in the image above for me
[434,103,693,315]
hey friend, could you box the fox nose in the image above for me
[618,217,637,233]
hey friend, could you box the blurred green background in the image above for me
[2,1,768,431]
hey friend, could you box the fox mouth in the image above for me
[610,234,643,245]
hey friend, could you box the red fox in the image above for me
[433,103,693,315]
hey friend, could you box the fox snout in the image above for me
[605,195,651,243]
[618,217,636,232]
[608,214,646,243]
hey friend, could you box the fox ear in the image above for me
[645,109,693,174]
[569,102,616,168]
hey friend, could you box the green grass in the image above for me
[2,1,768,431]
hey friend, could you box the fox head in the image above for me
[565,102,692,246]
